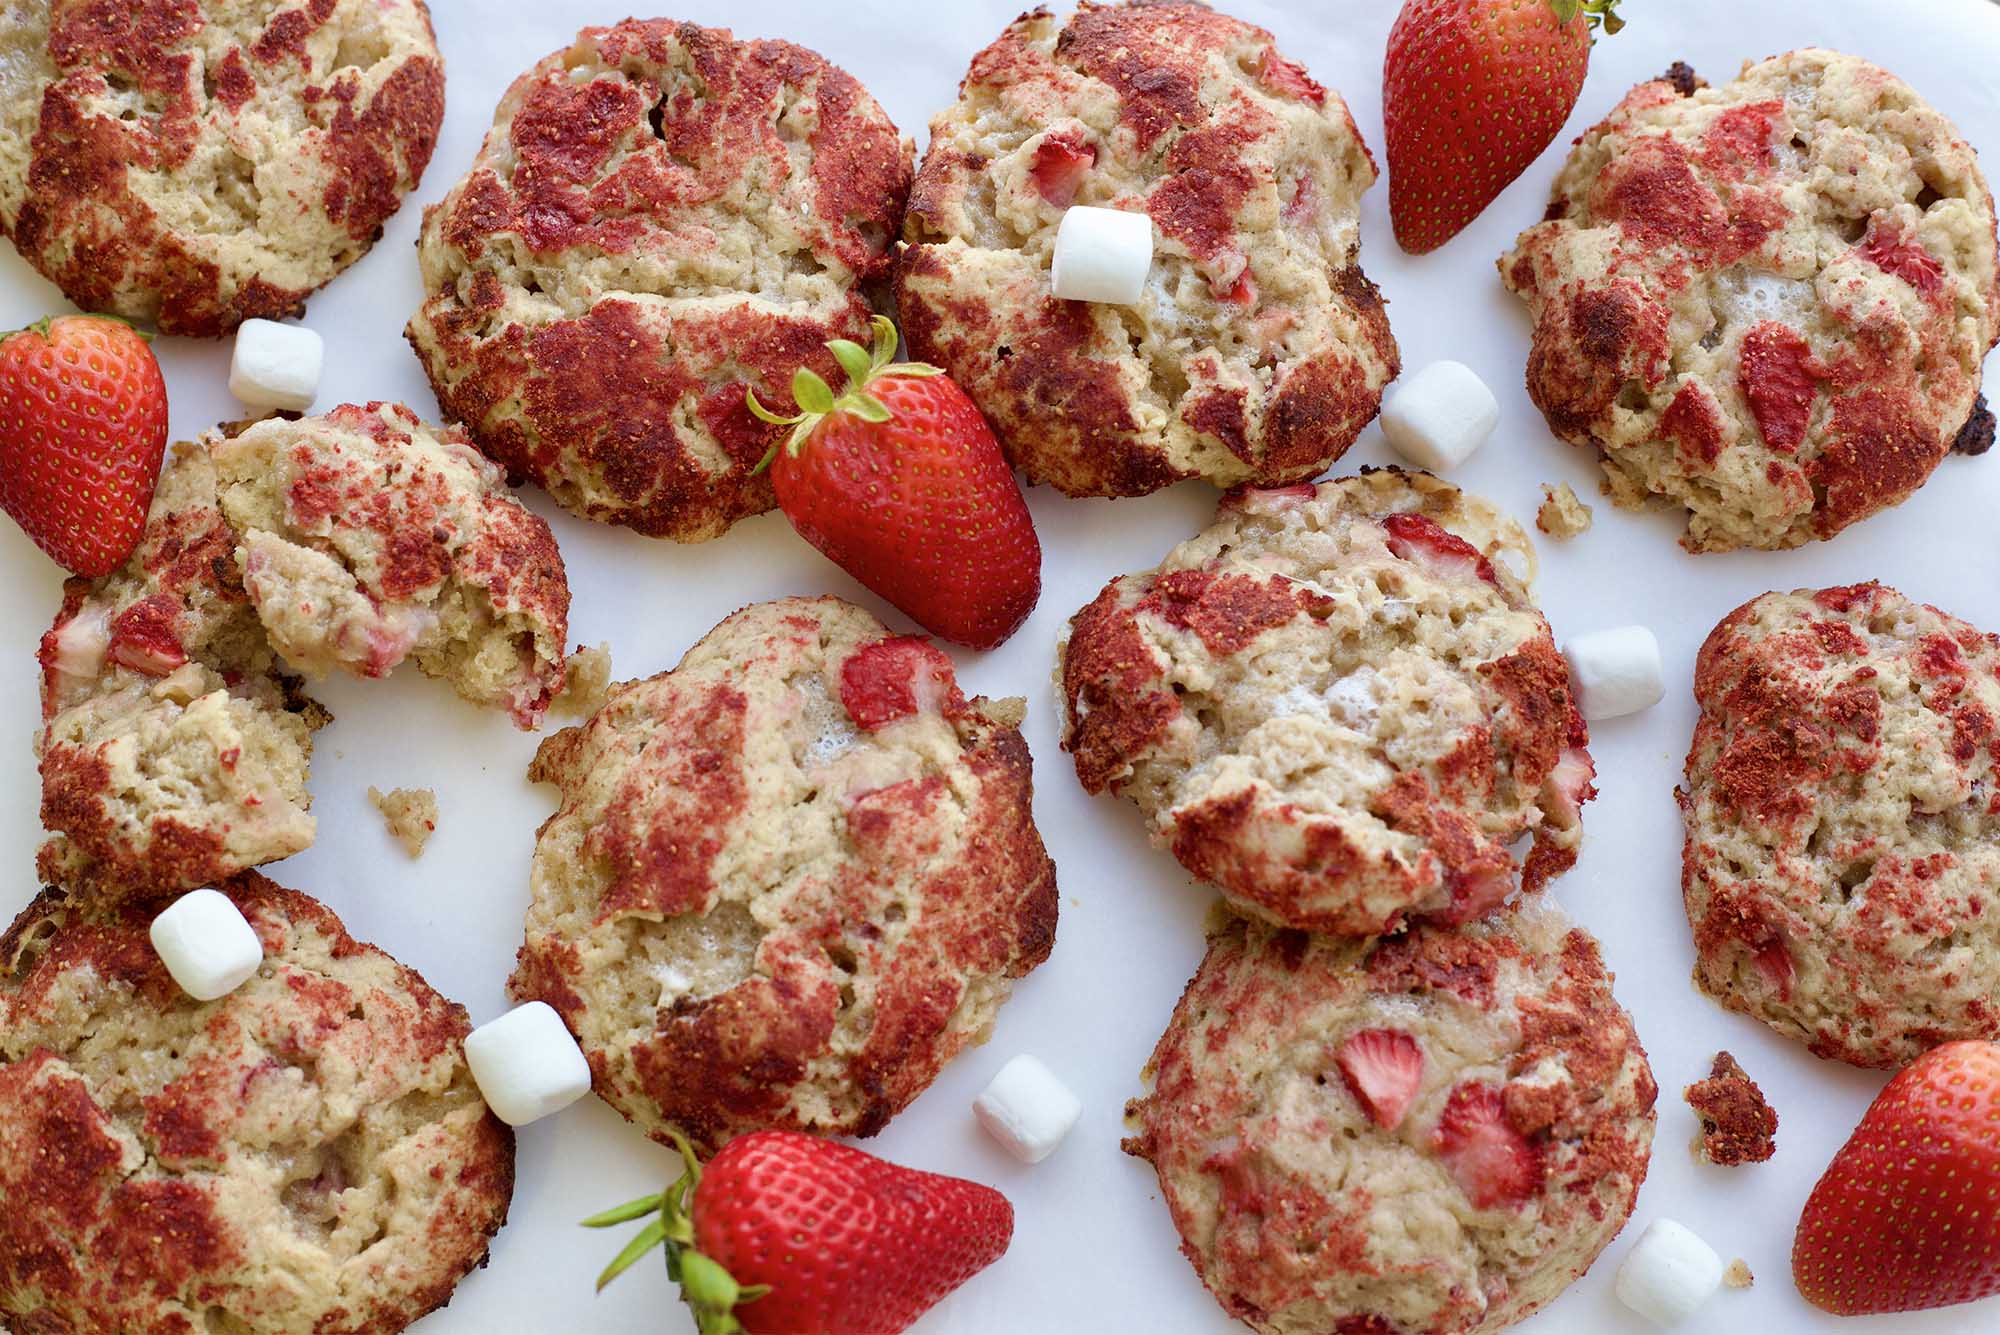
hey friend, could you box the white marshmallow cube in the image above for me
[228,319,323,412]
[1564,626,1666,721]
[1614,1218,1725,1326]
[973,1054,1082,1164]
[1051,206,1152,305]
[465,1002,592,1127]
[1379,360,1500,472]
[149,889,264,1002]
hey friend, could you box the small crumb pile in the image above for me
[1724,1259,1754,1289]
[369,786,439,858]
[1536,482,1593,539]
[1684,1051,1778,1165]
[554,643,613,718]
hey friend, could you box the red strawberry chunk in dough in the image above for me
[1740,322,1822,453]
[840,636,965,730]
[1858,222,1944,295]
[1257,51,1326,106]
[107,593,187,676]
[1336,1029,1424,1130]
[1381,512,1499,586]
[1753,936,1795,998]
[1030,132,1096,208]
[1436,1082,1543,1209]
[1547,746,1597,823]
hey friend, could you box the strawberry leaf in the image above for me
[847,393,893,423]
[828,339,873,386]
[581,1193,666,1228]
[792,369,835,416]
[594,1216,669,1292]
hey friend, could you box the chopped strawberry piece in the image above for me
[1546,745,1597,823]
[1381,512,1499,586]
[1213,269,1257,306]
[1858,222,1944,295]
[107,594,187,676]
[40,600,111,697]
[1336,1029,1425,1130]
[1029,132,1096,208]
[1435,1082,1543,1209]
[1283,174,1321,227]
[1257,51,1326,106]
[1440,863,1515,924]
[840,636,965,730]
[1753,936,1795,997]
[1739,322,1822,453]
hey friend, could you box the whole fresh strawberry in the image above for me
[0,315,168,577]
[749,317,1040,649]
[1793,1040,2000,1315]
[1384,0,1626,254]
[587,1130,1013,1334]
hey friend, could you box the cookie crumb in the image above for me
[1536,482,1594,539]
[1661,61,1706,97]
[554,643,613,718]
[1953,393,1994,456]
[369,786,438,857]
[1723,1259,1754,1289]
[1684,1051,1778,1165]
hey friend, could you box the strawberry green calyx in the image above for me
[582,1133,770,1334]
[745,314,944,471]
[1549,0,1625,35]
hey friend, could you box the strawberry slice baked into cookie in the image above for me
[1058,470,1594,937]
[1126,897,1656,1335]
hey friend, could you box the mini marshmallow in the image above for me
[1564,626,1665,721]
[974,1054,1082,1164]
[1614,1218,1725,1326]
[465,1001,592,1127]
[149,889,263,1002]
[229,318,323,412]
[1379,360,1499,473]
[1051,206,1152,305]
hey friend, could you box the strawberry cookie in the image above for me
[1125,897,1656,1335]
[1058,470,1594,938]
[36,443,327,902]
[0,875,512,1334]
[211,403,570,728]
[406,19,911,542]
[510,597,1057,1153]
[897,1,1397,497]
[0,0,444,336]
[1502,49,1999,551]
[1682,583,2000,1067]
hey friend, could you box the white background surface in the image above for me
[4,1,2000,1332]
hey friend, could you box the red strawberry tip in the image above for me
[744,315,945,472]
[584,1132,769,1335]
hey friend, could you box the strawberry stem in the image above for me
[1549,0,1625,34]
[744,315,944,473]
[585,1132,767,1335]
